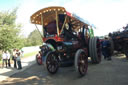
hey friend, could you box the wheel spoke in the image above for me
[78,52,88,75]
[48,64,52,71]
[51,65,54,72]
[79,63,86,74]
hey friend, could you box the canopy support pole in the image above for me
[55,11,59,36]
[60,15,67,33]
[35,24,43,42]
[41,14,44,38]
[89,26,94,37]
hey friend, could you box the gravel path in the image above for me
[1,54,128,85]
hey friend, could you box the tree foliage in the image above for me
[26,29,42,46]
[0,8,17,26]
[0,9,24,51]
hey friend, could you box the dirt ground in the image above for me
[0,54,128,85]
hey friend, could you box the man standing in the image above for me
[16,52,22,70]
[12,49,17,68]
[7,51,11,67]
[2,51,7,68]
[102,37,112,60]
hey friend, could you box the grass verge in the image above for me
[22,51,38,58]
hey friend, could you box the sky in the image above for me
[0,0,128,37]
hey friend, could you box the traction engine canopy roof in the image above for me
[30,6,94,31]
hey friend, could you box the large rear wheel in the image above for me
[75,49,88,76]
[89,37,101,64]
[44,51,59,74]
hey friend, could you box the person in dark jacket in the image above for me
[102,37,112,60]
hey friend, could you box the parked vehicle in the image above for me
[109,25,128,59]
[30,6,101,76]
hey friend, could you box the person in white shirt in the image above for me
[2,51,7,68]
[7,51,11,67]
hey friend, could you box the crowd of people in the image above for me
[1,49,22,70]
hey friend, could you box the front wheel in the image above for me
[75,49,88,76]
[44,51,59,74]
[36,54,42,65]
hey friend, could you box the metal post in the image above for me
[41,14,44,37]
[55,11,59,36]
[60,15,67,33]
[89,26,94,37]
[35,24,43,42]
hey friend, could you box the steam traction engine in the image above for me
[30,6,101,76]
[109,25,128,59]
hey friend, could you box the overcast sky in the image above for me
[0,0,128,37]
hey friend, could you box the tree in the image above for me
[26,29,42,46]
[0,8,17,26]
[0,9,24,51]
